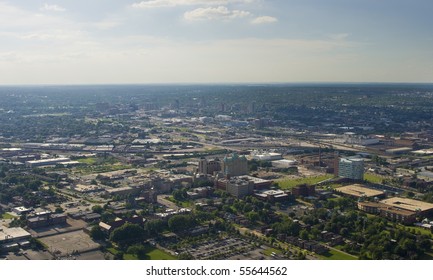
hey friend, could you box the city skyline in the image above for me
[1,0,433,84]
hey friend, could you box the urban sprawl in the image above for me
[1,84,433,260]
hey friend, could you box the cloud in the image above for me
[40,3,66,12]
[184,6,250,21]
[131,0,252,8]
[251,16,277,25]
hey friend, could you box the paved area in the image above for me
[38,230,100,257]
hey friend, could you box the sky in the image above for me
[1,0,433,84]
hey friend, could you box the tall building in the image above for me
[222,153,248,177]
[338,157,364,180]
[198,158,221,175]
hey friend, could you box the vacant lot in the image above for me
[277,174,333,189]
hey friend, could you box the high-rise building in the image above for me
[222,153,248,177]
[338,157,364,180]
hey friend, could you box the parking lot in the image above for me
[181,237,257,260]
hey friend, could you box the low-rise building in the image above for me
[0,226,31,251]
[357,201,416,225]
[254,189,289,202]
[25,157,72,168]
[26,211,67,228]
[335,184,385,199]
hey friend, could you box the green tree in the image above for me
[168,215,196,232]
[92,205,104,214]
[127,244,147,259]
[90,225,105,240]
[110,223,146,246]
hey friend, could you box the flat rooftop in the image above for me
[336,184,384,198]
[380,197,433,213]
[0,227,31,242]
[236,175,272,184]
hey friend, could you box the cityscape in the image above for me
[0,84,433,260]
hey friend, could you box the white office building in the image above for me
[338,157,364,180]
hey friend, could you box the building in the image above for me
[235,175,273,189]
[0,226,31,251]
[255,189,289,202]
[357,201,417,225]
[198,158,221,175]
[99,215,145,236]
[12,206,32,216]
[336,184,385,199]
[291,184,315,197]
[225,178,254,198]
[252,152,282,161]
[418,171,433,182]
[27,211,67,228]
[25,157,72,168]
[105,186,140,197]
[380,197,433,215]
[272,159,297,169]
[338,157,364,180]
[385,147,413,155]
[221,153,248,177]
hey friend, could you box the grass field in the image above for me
[107,245,176,260]
[364,173,385,184]
[263,247,283,257]
[277,174,333,189]
[145,246,177,260]
[77,157,98,165]
[1,213,16,219]
[320,248,358,260]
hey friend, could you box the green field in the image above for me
[277,174,333,189]
[320,248,358,260]
[263,247,283,257]
[108,245,176,260]
[146,246,177,260]
[1,213,16,219]
[77,157,98,165]
[364,173,384,184]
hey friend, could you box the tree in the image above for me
[247,211,260,224]
[90,225,105,240]
[299,229,309,240]
[92,205,104,214]
[110,223,146,246]
[168,215,196,232]
[127,244,147,259]
[145,220,168,236]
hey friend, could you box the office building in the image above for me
[338,157,364,180]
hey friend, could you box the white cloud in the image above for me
[184,6,250,21]
[251,16,277,25]
[40,3,66,12]
[131,0,253,9]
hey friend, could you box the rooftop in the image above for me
[0,227,31,243]
[380,197,433,213]
[336,184,384,198]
